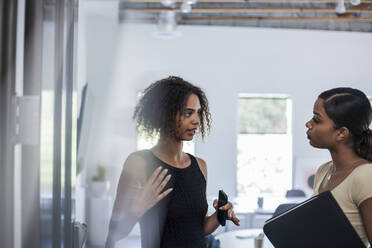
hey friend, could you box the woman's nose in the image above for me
[193,114,200,125]
[305,120,311,129]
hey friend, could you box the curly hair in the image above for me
[133,76,211,140]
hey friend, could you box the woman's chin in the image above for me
[184,137,194,141]
[309,140,323,149]
[181,135,194,142]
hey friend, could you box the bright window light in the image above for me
[237,94,292,197]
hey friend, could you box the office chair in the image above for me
[205,234,221,248]
[285,189,306,198]
[73,222,88,248]
[273,203,297,217]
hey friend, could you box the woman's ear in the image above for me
[336,127,350,142]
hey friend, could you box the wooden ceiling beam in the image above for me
[121,16,372,21]
[120,7,372,13]
[180,15,372,20]
[121,0,372,3]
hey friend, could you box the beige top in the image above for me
[313,161,372,246]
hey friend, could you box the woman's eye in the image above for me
[312,117,320,123]
[185,112,192,117]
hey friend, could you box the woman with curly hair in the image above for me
[307,87,372,246]
[105,76,240,248]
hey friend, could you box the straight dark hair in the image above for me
[319,87,372,162]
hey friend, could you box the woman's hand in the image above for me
[131,166,173,218]
[213,199,240,226]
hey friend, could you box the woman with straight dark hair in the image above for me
[306,87,372,246]
[105,76,239,248]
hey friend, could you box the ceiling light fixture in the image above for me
[161,0,176,8]
[154,10,180,38]
[335,0,346,14]
[186,0,197,4]
[180,0,192,13]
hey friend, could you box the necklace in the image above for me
[326,164,336,181]
[326,159,365,181]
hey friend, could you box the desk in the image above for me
[208,195,308,230]
[215,229,274,248]
[234,196,308,214]
[232,196,307,229]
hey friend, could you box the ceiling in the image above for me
[118,0,372,32]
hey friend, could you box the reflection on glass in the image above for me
[41,90,55,196]
[40,91,78,196]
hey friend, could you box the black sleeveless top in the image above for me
[137,150,208,248]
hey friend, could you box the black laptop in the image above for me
[263,190,366,248]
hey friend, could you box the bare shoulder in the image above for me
[121,150,151,181]
[125,151,147,166]
[359,197,372,244]
[195,156,207,181]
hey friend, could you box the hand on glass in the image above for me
[213,199,240,226]
[131,167,173,218]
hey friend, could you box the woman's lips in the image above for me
[186,129,196,135]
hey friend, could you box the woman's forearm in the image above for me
[203,212,220,235]
[105,211,139,247]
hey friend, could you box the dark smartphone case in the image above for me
[217,190,228,226]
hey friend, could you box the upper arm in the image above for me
[111,153,148,219]
[196,157,207,182]
[351,166,372,245]
[351,166,372,207]
[359,198,372,245]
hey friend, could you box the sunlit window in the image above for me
[237,94,292,197]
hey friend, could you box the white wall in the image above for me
[79,2,372,199]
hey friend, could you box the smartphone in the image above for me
[217,190,228,226]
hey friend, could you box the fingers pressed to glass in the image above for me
[148,166,163,185]
[156,174,172,194]
[157,187,173,201]
[153,168,168,187]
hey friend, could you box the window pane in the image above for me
[40,90,54,196]
[237,134,292,196]
[238,98,287,134]
[237,96,292,197]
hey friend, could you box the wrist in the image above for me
[209,212,219,225]
[130,205,144,219]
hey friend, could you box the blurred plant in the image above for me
[92,165,106,182]
[76,160,82,175]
